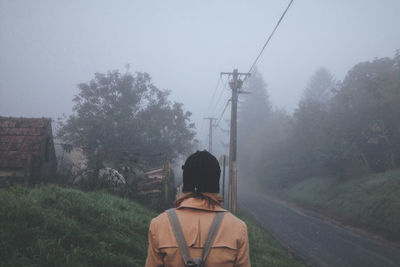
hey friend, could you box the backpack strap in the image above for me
[166,208,225,266]
[201,211,225,262]
[166,208,193,264]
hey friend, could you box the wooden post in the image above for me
[25,142,33,185]
[221,69,250,213]
[222,155,226,202]
[164,161,169,206]
[204,117,218,153]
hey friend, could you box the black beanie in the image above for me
[182,150,221,193]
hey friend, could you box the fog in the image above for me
[1,2,400,265]
[1,0,399,147]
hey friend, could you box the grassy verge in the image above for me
[278,169,400,242]
[0,184,156,267]
[239,214,306,267]
[0,184,306,266]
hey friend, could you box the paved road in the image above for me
[238,189,400,267]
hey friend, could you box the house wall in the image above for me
[0,168,27,187]
[0,117,57,187]
[34,124,57,183]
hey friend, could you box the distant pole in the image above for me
[204,117,218,153]
[164,161,169,207]
[222,155,226,202]
[230,69,239,213]
[221,69,250,213]
[94,149,101,183]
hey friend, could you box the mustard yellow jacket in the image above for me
[145,194,251,267]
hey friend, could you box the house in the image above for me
[0,117,57,187]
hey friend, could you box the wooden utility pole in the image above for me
[204,117,218,153]
[163,161,169,206]
[221,69,250,213]
[222,154,226,202]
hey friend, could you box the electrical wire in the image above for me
[247,0,294,75]
[215,94,230,117]
[216,98,231,126]
[200,75,223,139]
[203,0,295,146]
[205,75,222,114]
[209,76,229,117]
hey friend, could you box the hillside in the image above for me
[0,185,155,267]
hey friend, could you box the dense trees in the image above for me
[301,67,335,104]
[238,51,400,188]
[291,67,336,178]
[58,69,196,168]
[328,53,400,173]
[238,69,272,178]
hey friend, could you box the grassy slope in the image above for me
[0,185,155,267]
[0,185,305,267]
[280,169,400,241]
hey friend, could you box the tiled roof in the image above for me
[0,117,51,168]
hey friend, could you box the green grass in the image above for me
[0,184,305,266]
[239,214,306,267]
[0,184,156,267]
[280,169,400,241]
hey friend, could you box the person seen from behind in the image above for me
[145,150,251,267]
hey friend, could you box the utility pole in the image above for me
[222,154,226,203]
[204,117,218,153]
[221,69,250,213]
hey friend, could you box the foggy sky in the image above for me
[1,0,399,149]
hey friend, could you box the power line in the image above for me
[201,75,223,146]
[209,76,229,117]
[215,94,230,117]
[216,98,231,126]
[205,75,222,114]
[207,0,295,128]
[247,0,295,75]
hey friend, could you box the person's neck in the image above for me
[174,192,223,208]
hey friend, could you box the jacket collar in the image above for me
[177,193,226,212]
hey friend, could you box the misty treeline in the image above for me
[57,69,197,169]
[238,51,400,188]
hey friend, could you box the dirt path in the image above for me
[238,189,400,267]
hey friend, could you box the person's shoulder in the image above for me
[218,211,248,242]
[149,209,173,227]
[222,211,247,230]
